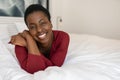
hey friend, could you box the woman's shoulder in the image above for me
[52,30,69,36]
[52,30,69,41]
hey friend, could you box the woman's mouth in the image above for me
[38,33,46,39]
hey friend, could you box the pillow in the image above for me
[0,22,28,57]
[0,24,10,41]
[14,22,28,32]
[0,24,19,58]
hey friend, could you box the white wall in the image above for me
[49,0,63,30]
[0,0,120,39]
[58,0,120,39]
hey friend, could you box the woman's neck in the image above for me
[37,32,54,54]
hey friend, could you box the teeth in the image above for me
[38,33,46,39]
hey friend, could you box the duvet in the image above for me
[0,33,120,80]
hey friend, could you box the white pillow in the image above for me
[0,22,28,57]
[0,24,10,40]
[14,22,28,32]
[0,24,18,57]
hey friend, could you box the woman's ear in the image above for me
[50,23,53,28]
[49,21,53,28]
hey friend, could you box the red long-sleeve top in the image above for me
[15,30,69,74]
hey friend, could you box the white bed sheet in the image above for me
[0,33,120,80]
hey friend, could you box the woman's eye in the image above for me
[40,22,47,26]
[29,26,36,29]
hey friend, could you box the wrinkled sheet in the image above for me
[0,34,120,80]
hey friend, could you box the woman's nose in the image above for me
[36,26,42,32]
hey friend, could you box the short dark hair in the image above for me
[24,4,51,25]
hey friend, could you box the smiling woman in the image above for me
[9,4,70,74]
[0,0,48,17]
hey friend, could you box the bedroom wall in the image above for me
[59,0,120,39]
[0,0,120,39]
[49,0,63,30]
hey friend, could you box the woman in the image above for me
[10,4,70,74]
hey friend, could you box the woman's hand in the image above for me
[9,33,27,47]
[21,30,41,55]
[21,30,33,40]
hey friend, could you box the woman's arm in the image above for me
[48,32,70,66]
[9,33,27,47]
[15,30,48,73]
[21,30,41,56]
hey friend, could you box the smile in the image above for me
[38,33,46,39]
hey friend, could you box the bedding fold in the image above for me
[0,34,120,80]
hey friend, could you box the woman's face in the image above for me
[26,11,53,45]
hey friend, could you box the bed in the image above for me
[0,21,120,80]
